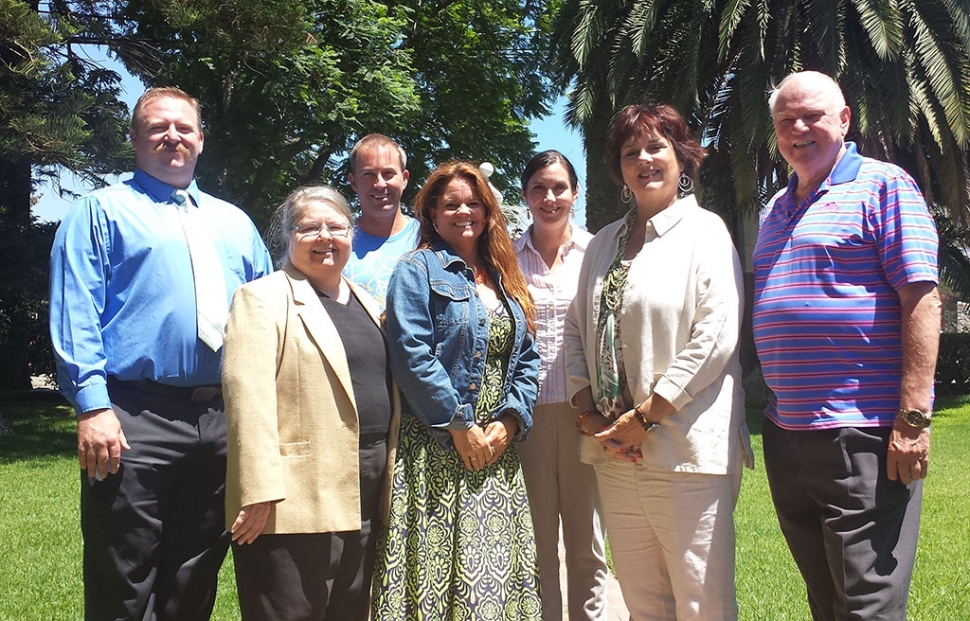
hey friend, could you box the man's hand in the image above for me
[887,421,930,485]
[77,408,130,480]
[230,502,273,545]
[891,281,938,486]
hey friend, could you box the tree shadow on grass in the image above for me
[0,390,76,462]
[743,368,770,436]
[745,406,766,436]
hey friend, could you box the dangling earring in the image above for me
[621,184,633,204]
[678,172,694,197]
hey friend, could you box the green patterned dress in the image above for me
[372,306,542,620]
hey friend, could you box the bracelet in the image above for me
[633,403,660,433]
[576,409,603,437]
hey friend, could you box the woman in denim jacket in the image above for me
[372,160,543,620]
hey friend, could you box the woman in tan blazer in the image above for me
[222,185,400,621]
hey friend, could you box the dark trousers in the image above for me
[82,379,231,621]
[232,438,387,621]
[763,420,922,621]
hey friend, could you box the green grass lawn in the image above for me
[734,395,970,621]
[1,393,967,620]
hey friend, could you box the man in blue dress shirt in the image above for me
[49,87,273,620]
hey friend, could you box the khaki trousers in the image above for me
[519,402,609,621]
[594,461,742,621]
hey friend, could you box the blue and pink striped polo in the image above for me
[752,142,938,430]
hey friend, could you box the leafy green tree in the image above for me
[102,0,557,225]
[390,0,555,201]
[3,0,558,388]
[108,0,417,227]
[0,0,131,390]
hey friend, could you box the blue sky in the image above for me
[32,49,586,224]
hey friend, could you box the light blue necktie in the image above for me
[173,189,228,352]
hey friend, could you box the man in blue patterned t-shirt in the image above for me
[752,71,940,621]
[343,133,420,308]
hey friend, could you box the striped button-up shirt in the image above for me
[515,224,593,406]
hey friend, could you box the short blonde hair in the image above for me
[349,133,407,173]
[131,87,202,134]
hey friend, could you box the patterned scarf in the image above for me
[594,207,639,420]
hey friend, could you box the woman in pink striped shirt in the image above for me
[514,151,609,621]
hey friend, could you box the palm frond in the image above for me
[906,0,970,146]
[850,0,904,59]
[718,0,753,62]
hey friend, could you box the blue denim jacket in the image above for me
[385,244,539,450]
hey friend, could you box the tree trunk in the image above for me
[582,98,623,233]
[0,155,42,392]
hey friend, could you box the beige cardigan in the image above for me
[563,196,753,474]
[222,261,401,534]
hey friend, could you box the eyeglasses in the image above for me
[293,222,351,240]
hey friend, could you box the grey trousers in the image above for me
[518,402,609,621]
[763,420,923,621]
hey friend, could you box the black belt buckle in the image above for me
[190,386,220,403]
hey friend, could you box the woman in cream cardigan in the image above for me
[564,105,752,621]
[222,185,400,620]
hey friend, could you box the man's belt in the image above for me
[109,378,222,404]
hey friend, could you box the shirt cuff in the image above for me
[653,374,692,412]
[443,403,476,430]
[72,382,112,415]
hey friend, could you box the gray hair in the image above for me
[268,185,354,266]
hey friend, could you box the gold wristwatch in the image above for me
[896,408,932,429]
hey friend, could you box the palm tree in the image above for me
[553,0,724,230]
[554,0,970,236]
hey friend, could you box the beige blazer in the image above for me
[223,261,401,534]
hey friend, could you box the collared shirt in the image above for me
[343,216,420,309]
[50,169,274,414]
[752,142,939,430]
[514,224,592,405]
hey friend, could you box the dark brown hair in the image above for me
[520,150,579,192]
[605,104,704,185]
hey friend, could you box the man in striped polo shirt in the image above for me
[752,71,941,621]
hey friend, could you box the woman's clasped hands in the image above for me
[577,409,641,463]
[451,415,519,471]
[577,395,672,464]
[594,409,647,463]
